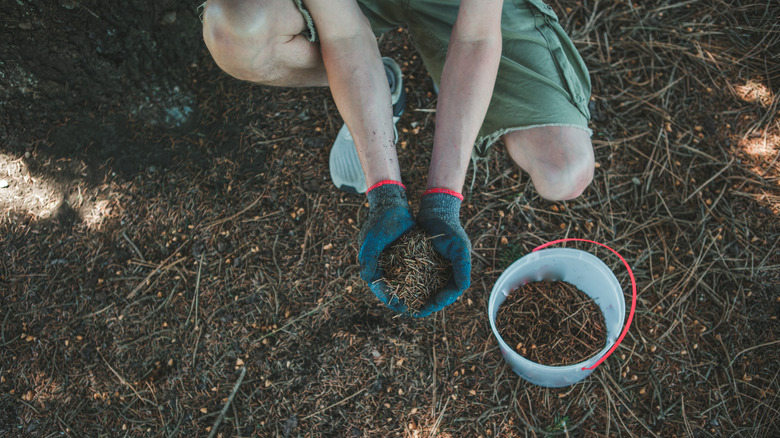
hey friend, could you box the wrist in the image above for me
[424,172,466,196]
[368,180,405,193]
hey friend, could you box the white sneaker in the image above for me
[329,57,406,194]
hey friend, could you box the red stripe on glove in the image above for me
[367,180,406,193]
[423,188,463,201]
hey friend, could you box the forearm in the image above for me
[426,12,502,192]
[319,21,401,186]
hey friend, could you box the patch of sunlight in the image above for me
[82,198,114,230]
[0,153,62,220]
[739,134,779,159]
[734,80,774,107]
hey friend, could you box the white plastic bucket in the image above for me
[488,247,626,387]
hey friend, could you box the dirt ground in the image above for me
[1,0,778,436]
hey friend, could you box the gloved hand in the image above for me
[415,189,472,317]
[358,181,416,313]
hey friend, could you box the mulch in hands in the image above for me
[496,280,607,366]
[378,227,452,313]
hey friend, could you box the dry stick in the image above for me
[191,328,203,369]
[207,366,247,438]
[98,350,153,405]
[600,373,661,438]
[729,340,780,368]
[126,253,187,300]
[251,295,339,344]
[681,395,696,438]
[122,231,146,262]
[186,253,205,329]
[231,401,241,437]
[202,194,263,230]
[83,303,116,318]
[0,311,12,347]
[302,386,369,420]
[662,233,720,319]
[431,345,437,419]
[145,380,166,431]
[429,397,450,438]
[683,157,735,203]
[187,255,205,371]
[249,135,297,145]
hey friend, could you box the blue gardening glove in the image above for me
[358,181,416,313]
[415,189,472,317]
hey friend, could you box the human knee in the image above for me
[202,0,275,81]
[535,148,594,201]
[505,127,595,201]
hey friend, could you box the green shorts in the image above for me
[294,0,592,156]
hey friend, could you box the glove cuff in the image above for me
[419,190,462,222]
[366,180,409,210]
[422,188,463,201]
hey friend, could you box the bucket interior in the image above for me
[488,248,626,386]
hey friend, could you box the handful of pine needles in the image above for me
[378,228,452,312]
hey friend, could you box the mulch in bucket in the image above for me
[378,228,452,312]
[497,280,607,366]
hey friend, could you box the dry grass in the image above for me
[379,228,451,313]
[1,0,778,436]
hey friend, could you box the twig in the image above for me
[303,386,368,420]
[186,253,204,329]
[250,135,297,145]
[207,366,247,438]
[729,340,780,368]
[122,231,146,262]
[126,253,187,300]
[683,157,735,203]
[203,193,264,230]
[99,350,153,405]
[429,397,450,438]
[84,303,115,318]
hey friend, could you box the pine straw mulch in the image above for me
[379,228,451,314]
[1,0,778,436]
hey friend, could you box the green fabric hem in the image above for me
[293,0,318,42]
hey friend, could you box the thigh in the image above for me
[405,0,592,155]
[294,0,405,41]
[492,1,591,124]
[403,0,461,86]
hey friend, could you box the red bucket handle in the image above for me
[532,238,637,371]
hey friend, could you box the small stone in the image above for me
[160,11,177,25]
[0,180,8,188]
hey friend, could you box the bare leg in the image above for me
[202,0,328,87]
[504,126,595,201]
